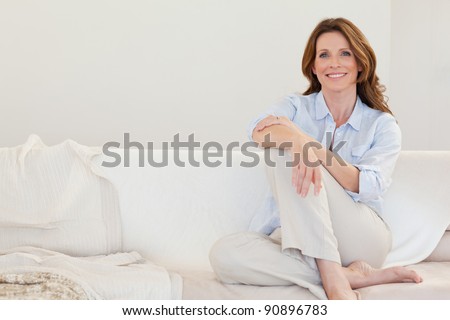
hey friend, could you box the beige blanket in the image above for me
[0,271,92,300]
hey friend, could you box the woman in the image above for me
[209,18,422,300]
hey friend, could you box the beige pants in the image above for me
[209,149,392,299]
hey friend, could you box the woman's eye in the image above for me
[341,51,351,56]
[319,52,328,58]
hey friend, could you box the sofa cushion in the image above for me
[358,262,450,299]
[180,262,450,300]
[95,148,271,270]
[0,135,122,256]
[383,151,450,267]
[179,269,317,300]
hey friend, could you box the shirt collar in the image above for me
[314,91,332,121]
[314,91,363,131]
[346,96,363,131]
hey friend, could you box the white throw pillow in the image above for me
[0,135,122,256]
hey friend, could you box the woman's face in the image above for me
[312,31,361,95]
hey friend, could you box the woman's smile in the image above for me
[326,72,347,79]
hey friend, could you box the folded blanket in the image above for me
[0,247,182,299]
[0,271,92,300]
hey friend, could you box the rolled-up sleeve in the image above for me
[247,95,299,141]
[346,114,402,203]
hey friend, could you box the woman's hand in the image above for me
[255,115,300,134]
[291,144,323,197]
[254,115,322,196]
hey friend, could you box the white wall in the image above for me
[390,0,450,150]
[0,0,390,147]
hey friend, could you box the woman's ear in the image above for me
[312,66,317,75]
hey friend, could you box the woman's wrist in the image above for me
[294,132,327,165]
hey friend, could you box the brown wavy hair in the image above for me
[302,17,393,115]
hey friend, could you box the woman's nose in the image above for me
[330,57,341,68]
[329,56,341,68]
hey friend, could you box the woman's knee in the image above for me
[210,232,252,268]
[209,232,265,282]
[265,148,291,170]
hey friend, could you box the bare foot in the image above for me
[344,261,423,289]
[316,259,358,300]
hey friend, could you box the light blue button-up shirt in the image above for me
[247,91,401,234]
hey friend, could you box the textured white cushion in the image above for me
[0,135,122,256]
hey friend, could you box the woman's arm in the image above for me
[252,116,298,149]
[252,116,360,194]
[252,117,322,197]
[302,134,360,193]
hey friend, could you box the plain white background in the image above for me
[0,0,448,150]
[390,0,450,150]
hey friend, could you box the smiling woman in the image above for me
[209,17,422,300]
[312,32,361,98]
[302,18,392,116]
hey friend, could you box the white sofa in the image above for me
[1,137,449,299]
[94,148,450,300]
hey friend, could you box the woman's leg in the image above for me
[342,260,422,289]
[209,230,328,299]
[210,149,421,300]
[316,259,357,299]
[266,149,420,299]
[265,148,390,268]
[209,231,420,300]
